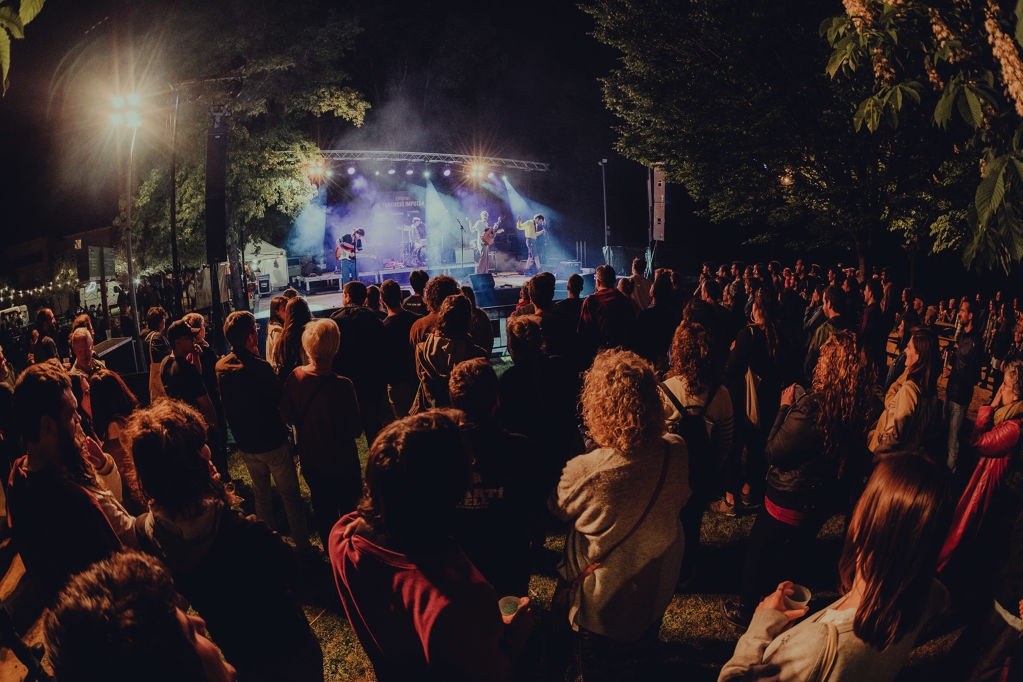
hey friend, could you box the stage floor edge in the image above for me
[253,270,593,319]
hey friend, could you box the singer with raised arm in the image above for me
[465,210,504,275]
[516,213,545,276]
[336,227,366,284]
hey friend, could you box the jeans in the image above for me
[739,509,821,614]
[946,399,968,471]
[525,238,539,273]
[340,258,357,284]
[240,443,310,548]
[476,243,491,274]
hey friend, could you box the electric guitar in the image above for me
[480,217,504,246]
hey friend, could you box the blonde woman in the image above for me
[551,349,691,678]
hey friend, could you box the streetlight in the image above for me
[111,93,143,357]
[598,158,609,249]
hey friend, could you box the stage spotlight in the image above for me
[325,170,334,178]
[347,166,356,175]
[488,172,496,179]
[406,168,414,176]
[374,170,381,176]
[423,171,430,178]
[443,168,451,177]
[502,175,508,181]
[388,168,396,175]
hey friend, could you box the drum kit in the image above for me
[399,220,427,267]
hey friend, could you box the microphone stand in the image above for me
[456,218,466,271]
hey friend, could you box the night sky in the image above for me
[0,0,651,259]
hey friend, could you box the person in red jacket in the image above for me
[330,411,533,682]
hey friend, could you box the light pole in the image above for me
[169,90,183,316]
[111,94,143,358]
[598,158,609,249]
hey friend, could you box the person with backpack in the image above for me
[661,322,734,585]
[724,331,874,627]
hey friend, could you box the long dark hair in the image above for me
[839,456,950,650]
[752,288,781,361]
[89,369,139,439]
[905,327,937,395]
[276,297,312,374]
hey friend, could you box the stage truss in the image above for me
[317,150,550,173]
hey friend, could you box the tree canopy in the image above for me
[0,0,44,95]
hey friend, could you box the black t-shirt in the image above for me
[146,331,170,364]
[382,310,418,385]
[34,335,58,364]
[402,294,428,317]
[161,355,208,407]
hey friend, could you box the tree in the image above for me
[582,0,965,276]
[119,0,369,305]
[823,0,1023,273]
[0,0,44,95]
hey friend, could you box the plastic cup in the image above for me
[783,584,811,610]
[498,596,521,617]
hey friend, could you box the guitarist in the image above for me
[466,210,504,275]
[335,227,366,284]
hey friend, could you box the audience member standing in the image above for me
[628,257,652,311]
[160,321,218,430]
[281,319,363,547]
[45,551,239,682]
[265,295,287,372]
[729,331,873,626]
[216,311,311,552]
[144,306,170,401]
[380,279,419,419]
[32,307,60,364]
[721,456,951,682]
[69,327,105,379]
[527,273,575,361]
[461,285,494,355]
[945,298,985,472]
[127,400,323,681]
[577,264,635,361]
[804,286,851,381]
[636,272,682,371]
[411,294,487,413]
[449,358,537,596]
[409,275,461,347]
[330,411,534,682]
[860,278,887,375]
[331,281,389,440]
[276,296,313,380]
[554,273,585,324]
[402,269,430,317]
[868,328,939,456]
[7,363,122,598]
[551,349,690,680]
[89,369,145,514]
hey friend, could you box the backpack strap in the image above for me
[569,441,671,588]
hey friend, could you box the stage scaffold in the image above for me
[317,150,549,173]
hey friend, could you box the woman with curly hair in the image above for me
[551,349,691,678]
[275,296,312,379]
[662,322,734,581]
[726,330,874,626]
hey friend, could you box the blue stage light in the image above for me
[325,170,334,178]
[423,171,431,178]
[347,166,356,175]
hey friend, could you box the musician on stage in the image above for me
[466,210,504,275]
[516,213,545,275]
[336,228,366,284]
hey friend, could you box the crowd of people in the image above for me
[2,257,1023,681]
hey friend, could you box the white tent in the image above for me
[244,240,288,290]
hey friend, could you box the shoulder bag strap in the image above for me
[571,441,672,587]
[659,381,689,415]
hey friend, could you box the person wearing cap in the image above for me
[161,320,217,430]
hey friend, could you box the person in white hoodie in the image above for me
[720,455,950,682]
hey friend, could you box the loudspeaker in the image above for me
[652,165,666,241]
[470,273,496,307]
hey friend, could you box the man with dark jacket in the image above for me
[215,311,310,551]
[945,298,985,472]
[380,279,418,419]
[528,272,575,361]
[859,278,887,374]
[332,281,388,440]
[577,264,635,361]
